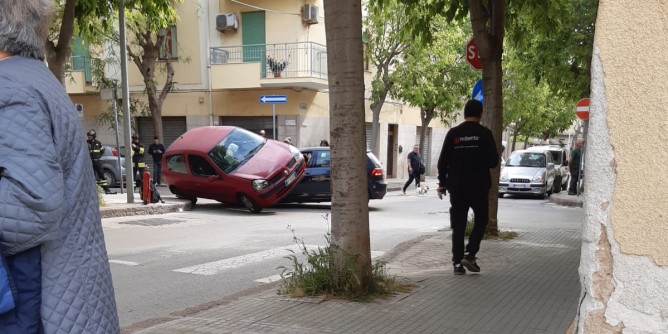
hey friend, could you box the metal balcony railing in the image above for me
[210,42,328,79]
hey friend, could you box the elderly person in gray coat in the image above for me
[0,0,120,333]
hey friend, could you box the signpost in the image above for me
[471,79,483,102]
[576,98,590,120]
[259,95,287,140]
[466,38,482,71]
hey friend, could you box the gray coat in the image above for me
[0,56,119,333]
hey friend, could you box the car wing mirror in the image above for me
[547,162,555,169]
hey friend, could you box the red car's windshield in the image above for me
[207,128,265,173]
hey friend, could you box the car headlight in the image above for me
[252,179,269,191]
[500,170,509,182]
[288,145,301,160]
[532,170,545,183]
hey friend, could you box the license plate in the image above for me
[284,171,297,186]
[511,183,527,188]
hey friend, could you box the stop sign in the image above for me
[576,98,590,120]
[466,38,482,70]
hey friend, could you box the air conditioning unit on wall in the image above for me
[302,4,318,25]
[216,13,238,32]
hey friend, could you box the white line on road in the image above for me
[173,244,321,276]
[109,260,140,266]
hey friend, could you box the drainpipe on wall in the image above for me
[206,0,214,126]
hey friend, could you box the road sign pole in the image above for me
[272,104,276,140]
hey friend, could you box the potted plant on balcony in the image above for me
[267,56,289,78]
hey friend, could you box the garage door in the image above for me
[137,116,187,149]
[220,116,274,138]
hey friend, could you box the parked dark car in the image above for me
[100,144,126,186]
[162,126,306,213]
[281,147,387,203]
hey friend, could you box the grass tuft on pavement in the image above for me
[277,215,413,301]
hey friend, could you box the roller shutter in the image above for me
[136,116,187,149]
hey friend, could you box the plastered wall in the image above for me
[577,1,668,332]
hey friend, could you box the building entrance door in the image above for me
[387,124,397,178]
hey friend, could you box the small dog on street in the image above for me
[417,185,429,195]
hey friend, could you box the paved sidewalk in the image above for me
[125,217,581,334]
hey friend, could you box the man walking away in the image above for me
[402,145,422,195]
[568,138,583,195]
[437,100,499,275]
[148,136,165,186]
[86,129,116,194]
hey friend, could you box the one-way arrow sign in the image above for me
[259,95,287,104]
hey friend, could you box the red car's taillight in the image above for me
[371,168,383,177]
[111,147,119,157]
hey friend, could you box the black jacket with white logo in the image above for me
[437,121,499,193]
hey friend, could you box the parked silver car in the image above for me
[498,149,557,199]
[527,145,569,193]
[100,144,126,186]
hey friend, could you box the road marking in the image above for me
[255,274,285,283]
[173,244,320,276]
[109,260,140,266]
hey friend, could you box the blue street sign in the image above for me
[471,79,483,102]
[259,95,287,104]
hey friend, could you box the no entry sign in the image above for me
[576,98,590,120]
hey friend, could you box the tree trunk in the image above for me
[324,0,371,295]
[369,89,388,157]
[45,0,77,85]
[469,0,505,236]
[511,129,518,152]
[419,107,434,170]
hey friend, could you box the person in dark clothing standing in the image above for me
[86,129,116,194]
[568,138,583,195]
[131,134,146,189]
[148,136,165,186]
[437,100,499,275]
[402,145,422,195]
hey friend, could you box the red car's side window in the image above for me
[167,155,187,174]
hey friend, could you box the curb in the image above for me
[99,200,192,219]
[549,195,583,208]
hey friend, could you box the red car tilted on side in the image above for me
[162,126,306,213]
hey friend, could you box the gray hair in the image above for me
[0,0,53,60]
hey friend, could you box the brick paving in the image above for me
[131,208,582,334]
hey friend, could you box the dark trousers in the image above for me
[152,161,162,185]
[133,166,145,189]
[0,247,43,333]
[91,159,111,191]
[402,170,421,192]
[449,190,489,264]
[569,169,580,194]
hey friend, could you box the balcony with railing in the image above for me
[65,56,97,94]
[210,42,328,91]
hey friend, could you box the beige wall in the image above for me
[577,0,668,332]
[128,1,203,86]
[217,0,326,46]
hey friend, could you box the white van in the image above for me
[526,145,569,193]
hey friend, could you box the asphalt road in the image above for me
[102,189,582,328]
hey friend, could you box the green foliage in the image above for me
[277,223,410,300]
[267,56,289,73]
[96,185,106,207]
[391,17,477,124]
[503,55,576,140]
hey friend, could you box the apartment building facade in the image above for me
[65,0,450,179]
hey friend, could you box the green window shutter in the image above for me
[241,11,266,66]
[71,37,92,82]
[159,26,178,60]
